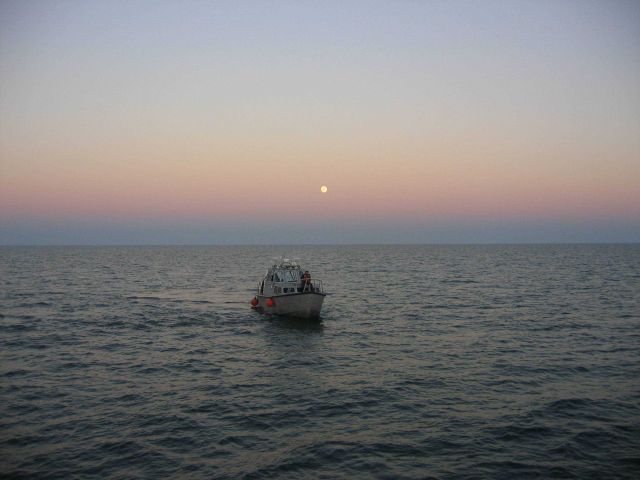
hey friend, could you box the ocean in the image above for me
[1,245,639,479]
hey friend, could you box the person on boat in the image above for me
[302,271,311,292]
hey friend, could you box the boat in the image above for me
[250,258,326,320]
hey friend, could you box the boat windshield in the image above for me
[274,269,300,283]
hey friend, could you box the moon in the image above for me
[320,185,328,193]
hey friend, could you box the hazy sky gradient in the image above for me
[1,0,639,244]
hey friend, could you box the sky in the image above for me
[1,0,639,244]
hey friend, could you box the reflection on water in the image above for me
[262,315,325,333]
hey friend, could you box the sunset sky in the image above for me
[1,0,639,244]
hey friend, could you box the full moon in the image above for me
[320,186,328,193]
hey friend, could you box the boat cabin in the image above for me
[258,259,323,296]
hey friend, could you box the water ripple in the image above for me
[1,245,639,479]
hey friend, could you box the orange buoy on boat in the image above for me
[266,298,275,307]
[250,297,258,307]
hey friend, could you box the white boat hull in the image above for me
[253,292,325,320]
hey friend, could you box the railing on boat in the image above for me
[257,279,324,295]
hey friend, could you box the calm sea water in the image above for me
[1,245,639,479]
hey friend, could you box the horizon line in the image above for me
[1,242,639,248]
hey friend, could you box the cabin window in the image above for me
[282,270,298,282]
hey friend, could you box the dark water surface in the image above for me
[1,245,639,479]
